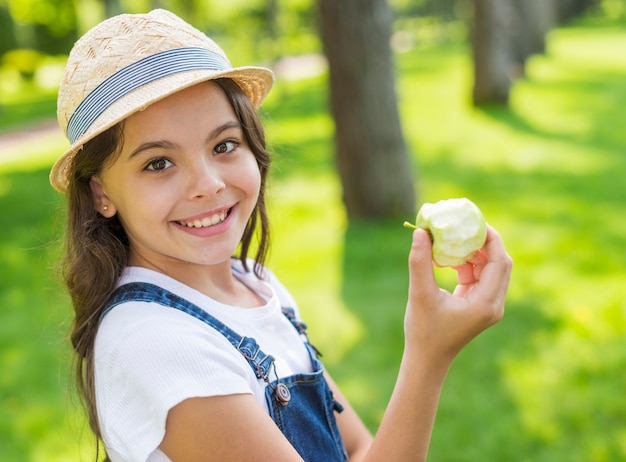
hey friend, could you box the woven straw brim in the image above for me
[50,67,273,193]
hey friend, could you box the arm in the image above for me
[160,394,303,462]
[363,225,512,461]
[160,226,512,461]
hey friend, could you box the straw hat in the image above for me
[50,9,274,193]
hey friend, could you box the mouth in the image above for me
[176,207,231,229]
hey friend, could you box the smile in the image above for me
[177,210,229,228]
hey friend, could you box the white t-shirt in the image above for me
[94,262,313,462]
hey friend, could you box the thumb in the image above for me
[407,228,438,302]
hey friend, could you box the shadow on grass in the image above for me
[482,66,626,156]
[336,216,626,460]
[331,38,626,457]
[334,220,553,460]
[407,98,626,459]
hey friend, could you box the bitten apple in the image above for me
[403,198,487,267]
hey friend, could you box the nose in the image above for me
[186,157,225,199]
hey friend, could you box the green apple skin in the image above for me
[414,198,487,267]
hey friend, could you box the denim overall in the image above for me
[102,282,347,461]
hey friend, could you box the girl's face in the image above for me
[90,82,261,276]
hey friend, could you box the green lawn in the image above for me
[2,19,626,461]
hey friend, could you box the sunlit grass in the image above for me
[2,18,626,462]
[392,24,626,461]
[0,78,58,133]
[267,173,365,363]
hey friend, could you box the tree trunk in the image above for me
[512,0,557,61]
[472,0,562,106]
[316,0,416,219]
[471,0,520,106]
[103,0,122,18]
[557,0,596,22]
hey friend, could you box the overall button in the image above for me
[276,382,291,405]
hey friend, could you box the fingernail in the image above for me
[412,228,425,245]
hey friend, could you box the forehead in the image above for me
[122,81,236,132]
[112,83,242,162]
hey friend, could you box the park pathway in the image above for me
[0,119,62,163]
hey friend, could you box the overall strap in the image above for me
[103,282,275,381]
[280,306,307,336]
[281,306,322,360]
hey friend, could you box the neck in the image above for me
[128,254,264,308]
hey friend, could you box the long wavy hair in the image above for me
[62,78,272,460]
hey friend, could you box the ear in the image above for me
[90,176,116,218]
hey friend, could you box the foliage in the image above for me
[2,49,48,79]
[1,17,626,462]
[0,0,321,66]
[3,0,76,35]
[0,59,60,133]
[1,0,77,54]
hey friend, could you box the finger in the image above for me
[480,225,508,261]
[407,228,439,303]
[456,250,487,285]
[454,244,488,286]
[454,262,477,286]
[466,248,488,267]
[465,226,513,307]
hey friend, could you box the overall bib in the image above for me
[103,282,347,462]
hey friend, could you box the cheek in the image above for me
[238,156,263,199]
[251,167,262,198]
[112,186,165,229]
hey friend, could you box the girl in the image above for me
[51,9,513,462]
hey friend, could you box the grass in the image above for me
[2,18,626,461]
[0,75,59,134]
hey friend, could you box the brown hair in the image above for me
[62,78,271,459]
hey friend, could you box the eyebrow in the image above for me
[128,140,176,159]
[127,120,242,159]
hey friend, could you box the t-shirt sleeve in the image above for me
[94,302,256,462]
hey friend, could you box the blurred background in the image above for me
[1,0,626,460]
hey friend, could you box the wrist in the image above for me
[401,342,454,383]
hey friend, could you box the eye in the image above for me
[145,158,173,171]
[214,140,239,155]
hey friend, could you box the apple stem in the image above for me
[403,221,417,229]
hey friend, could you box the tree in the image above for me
[3,0,76,52]
[316,0,416,220]
[470,0,520,105]
[557,0,597,21]
[470,0,596,106]
[512,0,558,61]
[103,0,122,17]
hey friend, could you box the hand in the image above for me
[404,225,513,366]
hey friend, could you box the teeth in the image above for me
[180,211,227,228]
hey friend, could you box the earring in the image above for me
[103,205,109,211]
